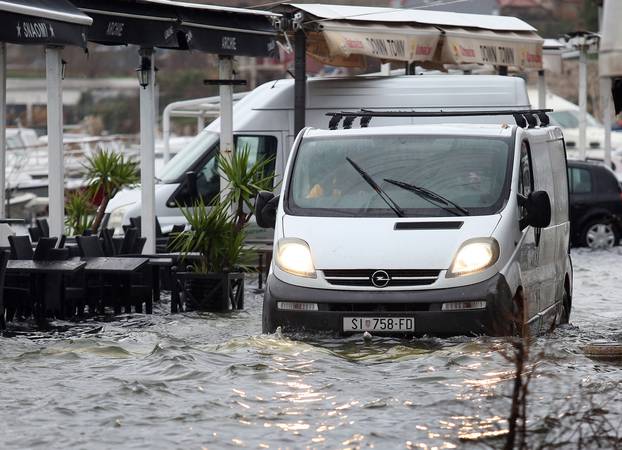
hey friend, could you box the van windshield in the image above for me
[287,135,512,217]
[159,130,219,183]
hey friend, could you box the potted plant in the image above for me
[171,147,275,312]
[65,189,96,236]
[83,150,139,233]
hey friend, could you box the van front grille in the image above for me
[325,303,431,312]
[322,269,441,288]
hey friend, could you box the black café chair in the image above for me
[120,228,138,255]
[36,218,50,238]
[76,235,105,258]
[28,226,42,243]
[0,250,9,330]
[0,250,31,328]
[33,237,58,261]
[134,237,146,254]
[75,236,106,314]
[8,235,34,260]
[99,228,116,257]
[5,237,37,321]
[157,224,185,253]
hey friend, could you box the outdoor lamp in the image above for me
[136,55,151,88]
[61,59,67,80]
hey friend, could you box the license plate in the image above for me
[343,317,415,332]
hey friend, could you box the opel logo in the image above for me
[371,270,390,288]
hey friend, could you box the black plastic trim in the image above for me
[394,221,463,230]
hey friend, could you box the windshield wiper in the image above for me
[346,157,404,217]
[384,178,470,216]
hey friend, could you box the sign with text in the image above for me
[0,11,88,47]
[442,29,543,70]
[319,22,441,64]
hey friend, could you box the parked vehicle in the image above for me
[105,74,531,235]
[528,88,622,177]
[256,113,572,337]
[567,159,622,248]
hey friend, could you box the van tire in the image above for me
[581,217,619,249]
[511,289,526,337]
[262,297,277,334]
[559,289,571,325]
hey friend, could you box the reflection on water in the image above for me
[1,249,622,449]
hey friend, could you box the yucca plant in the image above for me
[84,150,139,233]
[170,198,251,274]
[218,146,276,231]
[65,189,96,236]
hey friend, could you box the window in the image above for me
[178,135,277,204]
[569,167,592,194]
[518,142,533,220]
[287,135,512,217]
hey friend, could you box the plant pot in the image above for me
[176,271,244,312]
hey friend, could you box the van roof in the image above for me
[253,74,530,110]
[303,123,516,139]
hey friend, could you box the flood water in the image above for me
[1,249,621,449]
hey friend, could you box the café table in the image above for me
[80,257,149,315]
[6,259,86,325]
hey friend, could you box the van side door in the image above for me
[529,138,558,327]
[517,140,541,334]
[547,138,570,327]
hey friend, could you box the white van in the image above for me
[255,112,572,336]
[528,88,622,176]
[105,75,531,234]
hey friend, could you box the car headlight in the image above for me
[107,203,133,235]
[447,238,499,278]
[275,238,316,278]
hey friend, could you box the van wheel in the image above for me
[581,218,619,249]
[510,290,526,337]
[262,297,277,334]
[559,289,571,325]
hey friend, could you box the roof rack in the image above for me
[326,109,553,130]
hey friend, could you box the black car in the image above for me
[568,160,622,248]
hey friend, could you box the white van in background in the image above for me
[105,74,531,234]
[528,88,622,177]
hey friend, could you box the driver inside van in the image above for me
[305,152,347,200]
[306,173,343,199]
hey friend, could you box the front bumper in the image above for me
[262,273,513,336]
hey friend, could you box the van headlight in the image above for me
[275,238,316,278]
[447,238,499,278]
[108,203,133,235]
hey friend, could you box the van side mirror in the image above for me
[255,191,279,228]
[518,190,551,229]
[185,171,199,199]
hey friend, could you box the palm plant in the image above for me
[65,189,96,236]
[218,147,276,232]
[170,198,251,274]
[84,150,139,233]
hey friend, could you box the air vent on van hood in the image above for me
[394,222,463,230]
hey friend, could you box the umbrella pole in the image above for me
[45,46,65,238]
[578,45,588,160]
[601,76,613,168]
[0,43,5,218]
[219,55,234,203]
[294,29,306,135]
[537,69,546,109]
[139,48,156,254]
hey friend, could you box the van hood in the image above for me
[282,215,501,270]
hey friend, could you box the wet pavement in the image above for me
[1,248,621,449]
